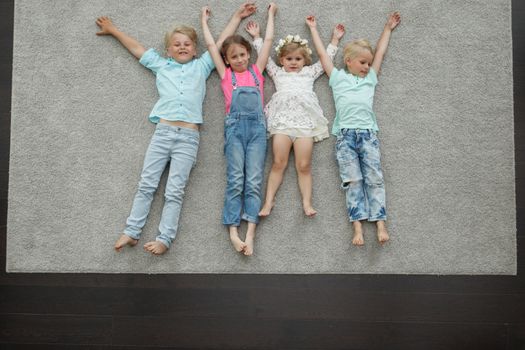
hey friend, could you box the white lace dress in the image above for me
[253,38,338,142]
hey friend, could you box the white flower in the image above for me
[286,35,293,42]
[279,39,285,46]
[301,39,308,45]
[293,35,301,42]
[307,48,312,55]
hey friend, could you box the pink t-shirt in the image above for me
[220,64,265,115]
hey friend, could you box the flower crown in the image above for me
[275,35,312,55]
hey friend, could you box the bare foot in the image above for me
[244,233,254,256]
[352,221,364,246]
[258,201,275,217]
[114,234,138,252]
[229,227,247,252]
[303,203,317,217]
[143,241,168,255]
[376,221,389,244]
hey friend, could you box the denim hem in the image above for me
[241,213,259,224]
[368,217,387,222]
[122,231,140,240]
[349,217,368,222]
[223,221,241,227]
[155,237,171,249]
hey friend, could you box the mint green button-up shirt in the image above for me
[139,48,215,124]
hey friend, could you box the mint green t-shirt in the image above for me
[329,67,379,135]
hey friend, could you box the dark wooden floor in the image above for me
[1,1,524,349]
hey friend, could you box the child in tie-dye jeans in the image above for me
[307,12,401,246]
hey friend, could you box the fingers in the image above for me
[95,16,112,33]
[201,5,211,17]
[305,15,316,26]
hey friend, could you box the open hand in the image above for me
[95,16,117,35]
[333,24,345,39]
[245,20,260,38]
[238,2,257,18]
[305,15,317,28]
[386,11,401,30]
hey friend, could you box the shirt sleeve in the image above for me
[198,51,216,78]
[368,67,378,84]
[252,37,280,77]
[309,43,339,79]
[328,67,341,87]
[139,48,167,75]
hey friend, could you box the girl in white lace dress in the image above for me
[248,21,345,217]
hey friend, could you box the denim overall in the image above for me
[222,66,267,226]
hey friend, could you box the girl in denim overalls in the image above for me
[202,4,277,255]
[308,12,401,246]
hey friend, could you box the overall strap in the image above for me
[231,65,260,90]
[248,66,260,88]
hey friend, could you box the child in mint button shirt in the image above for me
[308,12,401,246]
[95,3,256,255]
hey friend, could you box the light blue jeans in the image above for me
[335,128,387,222]
[124,123,199,248]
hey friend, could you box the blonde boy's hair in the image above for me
[164,25,198,50]
[278,43,312,66]
[343,39,374,63]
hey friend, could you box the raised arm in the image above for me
[247,20,280,78]
[309,23,345,79]
[96,16,146,59]
[255,3,277,73]
[216,2,257,49]
[306,15,335,77]
[371,11,401,75]
[201,7,227,78]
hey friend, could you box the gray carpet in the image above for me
[7,0,515,274]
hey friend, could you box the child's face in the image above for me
[167,33,196,64]
[225,43,250,73]
[345,50,373,77]
[279,49,306,73]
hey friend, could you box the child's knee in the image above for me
[295,160,311,174]
[272,158,288,171]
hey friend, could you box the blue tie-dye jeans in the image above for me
[335,128,387,222]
